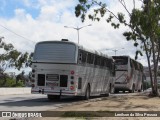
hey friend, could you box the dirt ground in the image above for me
[55,93,160,111]
[8,92,160,120]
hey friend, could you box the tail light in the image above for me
[71,70,74,75]
[31,84,35,88]
[70,86,74,90]
[70,81,74,84]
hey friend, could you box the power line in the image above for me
[0,24,36,43]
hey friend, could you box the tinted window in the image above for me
[115,59,128,65]
[113,56,128,65]
[33,42,76,63]
[94,55,101,66]
[87,53,94,64]
[78,50,87,64]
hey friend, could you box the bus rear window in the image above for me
[115,59,128,65]
[33,42,76,63]
[113,56,128,65]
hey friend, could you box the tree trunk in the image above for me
[143,41,154,95]
[151,36,158,96]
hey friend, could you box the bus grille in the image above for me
[60,75,68,87]
[38,74,45,86]
[46,74,59,81]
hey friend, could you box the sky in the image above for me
[0,0,147,74]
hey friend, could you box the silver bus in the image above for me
[113,56,143,93]
[31,40,115,100]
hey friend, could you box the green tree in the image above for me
[0,37,29,86]
[75,0,160,96]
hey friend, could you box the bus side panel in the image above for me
[76,65,111,96]
[135,71,143,91]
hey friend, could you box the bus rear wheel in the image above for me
[129,84,135,93]
[109,83,115,94]
[84,85,90,100]
[114,90,119,93]
[138,85,143,92]
[47,95,60,100]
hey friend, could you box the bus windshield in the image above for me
[33,42,77,63]
[113,56,128,71]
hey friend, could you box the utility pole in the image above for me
[64,24,92,44]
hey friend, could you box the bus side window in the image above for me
[134,61,138,70]
[79,53,82,61]
[78,50,82,64]
[112,63,116,76]
[94,56,101,66]
[130,59,133,68]
[82,51,87,63]
[106,58,110,68]
[78,50,87,64]
[97,56,101,66]
[87,53,94,64]
[101,57,105,67]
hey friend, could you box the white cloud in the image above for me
[0,0,148,74]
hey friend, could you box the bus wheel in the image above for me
[138,85,143,92]
[84,85,90,100]
[47,95,60,100]
[111,85,115,94]
[109,83,115,94]
[114,90,119,93]
[132,84,135,93]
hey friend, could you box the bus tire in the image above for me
[109,83,115,94]
[105,93,109,97]
[114,90,119,93]
[131,84,135,93]
[47,95,60,100]
[111,86,115,94]
[84,85,90,100]
[138,85,143,92]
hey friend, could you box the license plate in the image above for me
[46,82,58,87]
[39,87,43,89]
[45,87,51,90]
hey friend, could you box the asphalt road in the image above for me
[0,92,140,112]
[0,94,83,111]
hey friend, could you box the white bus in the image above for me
[112,56,143,93]
[31,40,115,100]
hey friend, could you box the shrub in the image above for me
[0,77,25,87]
